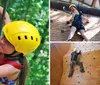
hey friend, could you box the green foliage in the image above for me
[0,0,49,85]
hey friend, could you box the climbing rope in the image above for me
[0,0,9,35]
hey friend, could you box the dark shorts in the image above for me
[72,21,85,31]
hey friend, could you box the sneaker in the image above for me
[66,39,72,41]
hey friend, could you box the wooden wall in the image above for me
[60,50,100,85]
[50,43,71,85]
[50,43,100,85]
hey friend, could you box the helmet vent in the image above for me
[24,36,27,39]
[36,38,38,41]
[18,36,21,40]
[31,36,33,40]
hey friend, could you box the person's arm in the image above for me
[68,8,79,23]
[66,14,74,24]
[0,6,11,25]
[0,64,20,78]
[77,50,81,55]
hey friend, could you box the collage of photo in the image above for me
[50,0,100,85]
[0,0,100,85]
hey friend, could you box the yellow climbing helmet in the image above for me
[3,21,40,55]
[69,4,76,9]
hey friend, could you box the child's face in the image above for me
[70,7,75,12]
[0,36,15,54]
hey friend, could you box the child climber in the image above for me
[67,4,89,41]
[0,21,40,85]
[68,48,85,77]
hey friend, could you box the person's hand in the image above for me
[86,20,89,23]
[79,50,82,54]
[0,6,11,25]
[66,21,70,24]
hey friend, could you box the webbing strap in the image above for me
[4,51,17,57]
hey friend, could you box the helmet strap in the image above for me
[4,50,18,57]
[9,50,18,56]
[4,53,24,66]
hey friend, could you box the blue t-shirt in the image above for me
[72,13,85,31]
[72,14,82,24]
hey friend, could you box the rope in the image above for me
[0,0,9,35]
